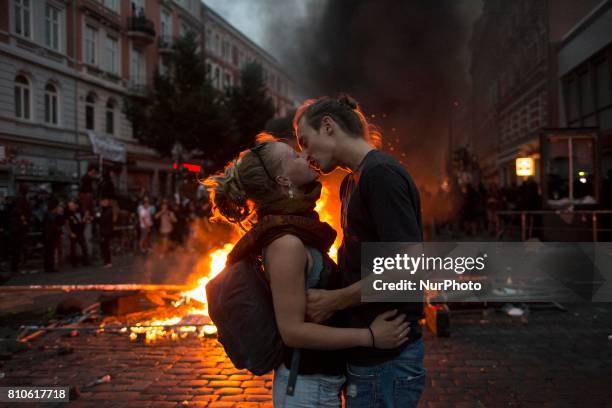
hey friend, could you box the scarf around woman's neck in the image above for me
[227,182,337,264]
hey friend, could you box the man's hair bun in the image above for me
[337,94,359,110]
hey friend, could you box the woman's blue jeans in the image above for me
[273,364,345,407]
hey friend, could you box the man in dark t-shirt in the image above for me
[294,95,425,407]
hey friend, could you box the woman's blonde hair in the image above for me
[204,133,284,224]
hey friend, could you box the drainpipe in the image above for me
[73,0,80,180]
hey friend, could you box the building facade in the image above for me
[557,0,612,206]
[201,3,295,118]
[468,0,601,187]
[0,0,295,199]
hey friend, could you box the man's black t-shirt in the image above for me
[338,149,424,366]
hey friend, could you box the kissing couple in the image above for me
[206,94,425,407]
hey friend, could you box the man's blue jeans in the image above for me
[345,338,426,408]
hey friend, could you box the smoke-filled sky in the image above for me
[204,0,483,188]
[203,0,313,57]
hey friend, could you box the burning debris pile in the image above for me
[97,244,233,344]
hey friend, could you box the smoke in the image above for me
[259,0,482,190]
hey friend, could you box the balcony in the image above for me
[158,35,175,54]
[127,16,156,45]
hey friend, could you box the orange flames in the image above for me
[127,244,233,343]
[315,176,343,261]
[182,243,235,310]
[128,174,343,344]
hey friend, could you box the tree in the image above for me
[227,62,276,147]
[123,32,238,170]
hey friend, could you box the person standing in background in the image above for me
[80,164,98,261]
[98,198,115,267]
[43,197,63,273]
[98,169,116,202]
[154,199,176,257]
[65,199,90,267]
[79,164,98,217]
[0,194,8,276]
[9,188,30,273]
[137,197,155,254]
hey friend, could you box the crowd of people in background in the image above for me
[2,162,577,278]
[134,193,213,256]
[0,164,215,279]
[421,177,542,240]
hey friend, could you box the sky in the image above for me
[201,0,313,60]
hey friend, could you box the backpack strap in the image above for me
[286,349,301,396]
[261,243,309,396]
[285,257,309,396]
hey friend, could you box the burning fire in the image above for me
[182,243,235,309]
[315,181,342,261]
[125,175,342,344]
[126,244,233,344]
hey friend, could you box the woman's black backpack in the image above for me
[205,214,337,394]
[205,255,286,375]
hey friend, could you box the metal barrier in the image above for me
[494,210,612,242]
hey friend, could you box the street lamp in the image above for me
[171,142,184,196]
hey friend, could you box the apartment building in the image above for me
[0,0,295,198]
[201,3,295,118]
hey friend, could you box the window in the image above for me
[130,47,145,85]
[14,0,31,38]
[232,45,238,66]
[131,0,144,13]
[44,83,59,125]
[596,58,611,109]
[579,71,594,116]
[105,36,119,74]
[14,75,31,120]
[180,22,191,37]
[103,0,118,11]
[45,4,60,51]
[161,10,171,37]
[159,57,169,77]
[106,99,116,135]
[214,67,220,89]
[205,29,212,50]
[85,25,98,65]
[566,79,579,123]
[544,135,596,202]
[222,41,229,61]
[85,92,96,130]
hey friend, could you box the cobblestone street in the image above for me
[1,302,611,407]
